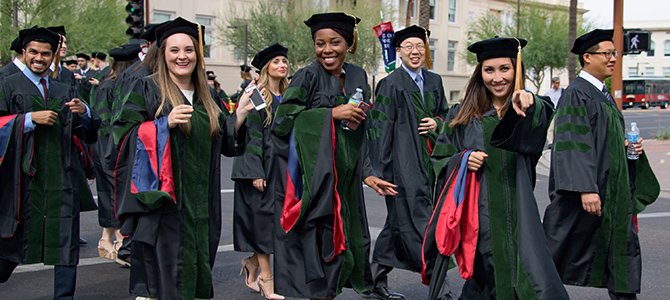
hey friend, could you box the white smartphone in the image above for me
[245,85,267,110]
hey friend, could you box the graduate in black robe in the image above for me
[366,25,448,300]
[0,27,100,298]
[270,12,380,299]
[0,35,26,80]
[543,29,660,300]
[427,37,568,300]
[89,43,141,260]
[231,44,289,299]
[112,18,252,300]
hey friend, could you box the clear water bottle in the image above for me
[626,122,639,160]
[341,88,364,131]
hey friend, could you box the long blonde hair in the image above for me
[154,35,221,137]
[256,58,289,127]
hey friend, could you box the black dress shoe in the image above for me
[359,290,378,298]
[371,287,405,300]
[79,237,88,246]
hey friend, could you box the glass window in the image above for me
[644,66,655,76]
[447,40,457,71]
[665,40,670,56]
[647,41,655,56]
[429,0,437,20]
[449,90,460,102]
[153,10,174,23]
[448,0,456,23]
[663,67,670,77]
[628,67,638,77]
[195,15,215,58]
[429,38,437,68]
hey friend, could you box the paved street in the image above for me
[1,109,669,299]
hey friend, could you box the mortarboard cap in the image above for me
[240,64,251,72]
[155,17,205,48]
[9,36,22,54]
[391,25,430,46]
[570,29,613,54]
[206,70,216,80]
[109,44,141,62]
[251,43,288,70]
[304,12,361,53]
[467,36,527,62]
[47,26,66,36]
[76,52,91,60]
[95,52,107,60]
[141,22,167,43]
[19,27,60,52]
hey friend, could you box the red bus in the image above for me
[622,77,670,109]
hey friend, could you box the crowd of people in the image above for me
[0,11,660,300]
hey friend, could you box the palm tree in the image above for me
[567,0,577,83]
[418,0,430,30]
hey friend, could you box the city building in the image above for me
[148,0,585,101]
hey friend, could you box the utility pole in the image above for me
[612,0,623,110]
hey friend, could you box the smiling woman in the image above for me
[269,12,377,300]
[112,16,254,300]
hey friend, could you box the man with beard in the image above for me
[0,26,100,299]
[365,25,448,300]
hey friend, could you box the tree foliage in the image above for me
[0,0,127,64]
[216,0,392,73]
[466,3,591,93]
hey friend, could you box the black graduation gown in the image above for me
[431,96,568,300]
[270,61,373,298]
[367,67,448,272]
[231,95,280,254]
[543,77,660,294]
[0,62,21,80]
[113,76,246,300]
[91,78,118,228]
[52,67,77,89]
[0,72,99,268]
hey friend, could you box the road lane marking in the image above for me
[638,212,670,219]
[14,226,384,274]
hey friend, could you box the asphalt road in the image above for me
[1,108,669,299]
[622,107,670,138]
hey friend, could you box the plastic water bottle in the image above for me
[627,122,639,160]
[341,88,364,131]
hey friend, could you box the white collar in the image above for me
[12,57,26,71]
[578,70,605,92]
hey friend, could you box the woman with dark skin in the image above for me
[270,12,392,300]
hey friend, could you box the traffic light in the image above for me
[624,29,651,54]
[125,0,144,39]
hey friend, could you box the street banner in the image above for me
[373,21,396,73]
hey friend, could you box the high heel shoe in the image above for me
[258,275,285,300]
[240,256,260,293]
[97,238,117,260]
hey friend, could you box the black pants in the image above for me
[0,259,76,299]
[371,263,394,289]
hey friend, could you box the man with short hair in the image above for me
[0,26,100,299]
[364,25,448,300]
[543,29,660,300]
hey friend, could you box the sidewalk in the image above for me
[537,139,670,194]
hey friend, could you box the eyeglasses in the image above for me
[586,50,618,59]
[399,44,426,52]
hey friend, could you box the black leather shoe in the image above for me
[79,237,88,246]
[359,290,378,298]
[371,287,405,300]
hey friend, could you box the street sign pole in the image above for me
[612,0,624,110]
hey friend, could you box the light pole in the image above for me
[228,23,249,66]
